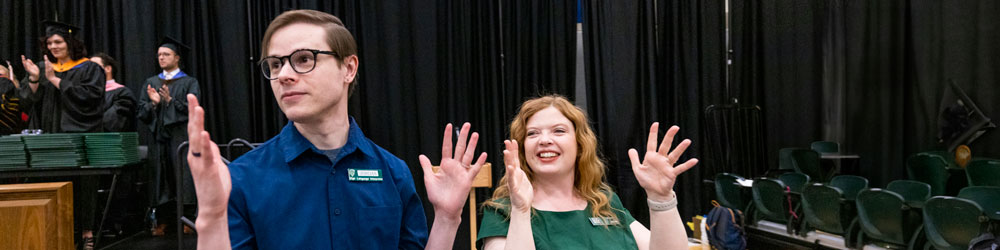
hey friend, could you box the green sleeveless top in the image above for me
[476,192,639,249]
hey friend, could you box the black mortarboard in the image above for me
[42,20,80,38]
[158,36,191,57]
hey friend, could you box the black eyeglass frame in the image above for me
[258,49,340,80]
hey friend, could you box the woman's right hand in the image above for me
[20,55,40,82]
[503,139,533,213]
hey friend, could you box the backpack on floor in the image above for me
[705,200,747,250]
[969,232,999,250]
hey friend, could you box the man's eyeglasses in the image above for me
[258,49,339,80]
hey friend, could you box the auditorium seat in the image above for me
[779,172,810,194]
[799,182,858,246]
[966,159,1000,186]
[958,186,1000,222]
[791,149,831,182]
[778,147,801,171]
[906,154,950,196]
[886,180,932,208]
[852,180,929,249]
[751,178,798,234]
[918,151,957,168]
[810,141,840,153]
[921,196,985,250]
[829,175,867,201]
[714,173,750,212]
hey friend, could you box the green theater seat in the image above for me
[921,196,985,250]
[906,154,950,196]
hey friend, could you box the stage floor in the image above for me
[750,220,894,250]
[100,231,195,250]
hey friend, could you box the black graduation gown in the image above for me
[15,61,104,230]
[138,73,200,141]
[18,61,105,133]
[102,86,137,132]
[0,78,24,134]
[138,73,200,206]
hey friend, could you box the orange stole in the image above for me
[51,58,89,73]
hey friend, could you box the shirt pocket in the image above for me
[355,205,402,249]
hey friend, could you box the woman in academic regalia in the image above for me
[19,21,105,250]
[19,21,105,133]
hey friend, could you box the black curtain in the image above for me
[837,0,909,188]
[582,0,724,229]
[732,0,827,176]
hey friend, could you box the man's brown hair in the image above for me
[260,10,358,93]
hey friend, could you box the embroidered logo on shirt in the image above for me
[348,168,383,182]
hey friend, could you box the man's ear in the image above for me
[342,55,359,84]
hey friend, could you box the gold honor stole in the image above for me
[51,58,90,72]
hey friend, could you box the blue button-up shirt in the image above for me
[227,118,428,249]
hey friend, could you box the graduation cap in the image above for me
[42,20,80,38]
[158,36,191,57]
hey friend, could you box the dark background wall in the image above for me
[2,0,997,248]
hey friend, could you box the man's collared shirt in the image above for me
[161,68,180,80]
[227,118,428,249]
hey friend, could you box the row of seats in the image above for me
[778,145,1000,190]
[776,142,844,183]
[907,152,1000,195]
[719,141,1000,249]
[716,173,1000,249]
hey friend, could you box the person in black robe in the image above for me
[0,62,25,134]
[19,22,105,133]
[90,53,136,132]
[18,21,104,250]
[137,36,201,235]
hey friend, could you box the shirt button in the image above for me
[334,208,341,215]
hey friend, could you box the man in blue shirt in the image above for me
[183,10,488,250]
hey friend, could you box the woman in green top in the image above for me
[478,95,698,250]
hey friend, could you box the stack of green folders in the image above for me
[22,134,87,168]
[0,135,27,168]
[84,132,140,166]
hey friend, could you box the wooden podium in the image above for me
[0,182,74,250]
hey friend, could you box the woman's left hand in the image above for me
[628,123,699,201]
[43,55,61,88]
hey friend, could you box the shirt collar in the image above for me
[279,116,376,164]
[162,68,181,79]
[105,79,125,91]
